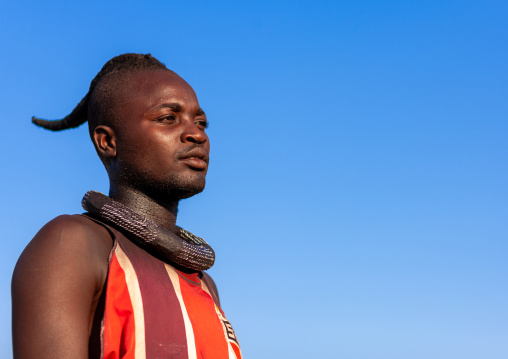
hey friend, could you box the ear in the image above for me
[93,125,117,158]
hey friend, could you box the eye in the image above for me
[157,115,176,123]
[196,119,209,130]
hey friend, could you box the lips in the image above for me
[179,147,209,170]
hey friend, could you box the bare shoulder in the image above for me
[13,214,112,286]
[12,214,113,359]
[24,213,111,249]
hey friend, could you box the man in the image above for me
[12,54,242,359]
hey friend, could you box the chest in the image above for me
[99,235,241,359]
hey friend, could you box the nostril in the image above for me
[181,129,207,144]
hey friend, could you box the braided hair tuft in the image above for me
[32,53,169,131]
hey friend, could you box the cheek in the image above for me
[117,141,155,171]
[131,132,173,158]
[117,129,183,172]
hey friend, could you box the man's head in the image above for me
[33,53,210,201]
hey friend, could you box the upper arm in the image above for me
[11,215,112,359]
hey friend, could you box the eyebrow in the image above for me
[152,103,182,112]
[151,103,206,116]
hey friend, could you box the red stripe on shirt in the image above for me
[103,253,136,359]
[178,272,230,358]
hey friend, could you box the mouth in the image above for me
[179,147,209,170]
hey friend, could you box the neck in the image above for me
[109,185,179,230]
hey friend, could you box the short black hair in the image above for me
[32,53,171,135]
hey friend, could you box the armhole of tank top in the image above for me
[202,271,221,308]
[80,213,118,359]
[80,213,118,258]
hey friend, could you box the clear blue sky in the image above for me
[1,1,507,358]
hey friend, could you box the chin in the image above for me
[171,181,206,199]
[127,171,206,201]
[173,172,207,198]
[153,176,206,200]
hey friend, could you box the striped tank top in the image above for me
[88,217,242,359]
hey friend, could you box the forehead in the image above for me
[116,70,200,111]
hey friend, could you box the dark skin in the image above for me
[12,70,210,359]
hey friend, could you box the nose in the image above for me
[180,121,207,144]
